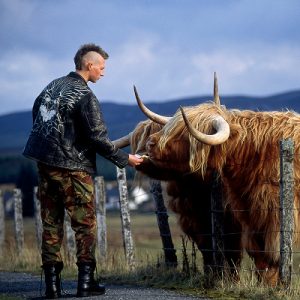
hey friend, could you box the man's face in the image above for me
[88,53,106,83]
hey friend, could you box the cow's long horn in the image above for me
[134,85,171,125]
[213,72,221,106]
[180,107,230,145]
[112,133,131,148]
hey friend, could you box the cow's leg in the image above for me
[254,260,279,286]
[247,235,279,286]
[223,211,243,281]
[223,244,242,282]
[199,242,217,287]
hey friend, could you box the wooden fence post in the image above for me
[94,176,107,264]
[33,186,43,252]
[150,180,177,267]
[13,188,24,254]
[279,139,294,287]
[116,167,135,270]
[210,171,225,276]
[0,190,4,255]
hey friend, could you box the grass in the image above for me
[1,212,300,299]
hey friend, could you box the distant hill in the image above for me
[1,90,300,154]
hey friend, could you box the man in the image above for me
[23,43,143,298]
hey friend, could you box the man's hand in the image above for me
[128,154,144,167]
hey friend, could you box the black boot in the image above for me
[76,262,105,297]
[42,262,63,299]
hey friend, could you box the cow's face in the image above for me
[130,120,181,180]
[145,129,191,174]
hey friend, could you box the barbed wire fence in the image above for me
[0,139,297,288]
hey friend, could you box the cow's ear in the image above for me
[229,124,241,138]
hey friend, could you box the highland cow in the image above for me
[141,98,300,286]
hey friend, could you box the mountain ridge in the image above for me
[1,89,300,153]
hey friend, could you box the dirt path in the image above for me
[0,271,206,300]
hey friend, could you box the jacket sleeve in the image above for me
[79,93,129,168]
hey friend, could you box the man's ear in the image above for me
[87,62,93,71]
[81,59,91,71]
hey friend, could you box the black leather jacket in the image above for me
[23,72,129,173]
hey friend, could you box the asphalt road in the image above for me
[0,272,207,300]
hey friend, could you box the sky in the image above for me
[0,0,299,116]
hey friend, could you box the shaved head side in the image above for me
[74,43,109,70]
[81,52,103,70]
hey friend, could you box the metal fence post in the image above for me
[150,179,177,267]
[13,188,24,254]
[33,186,43,252]
[116,167,135,270]
[95,176,107,265]
[279,139,294,287]
[0,190,4,255]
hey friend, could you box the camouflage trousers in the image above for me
[37,163,97,265]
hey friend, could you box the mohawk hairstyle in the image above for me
[74,43,109,70]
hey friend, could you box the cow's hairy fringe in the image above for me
[157,102,228,177]
[158,103,300,179]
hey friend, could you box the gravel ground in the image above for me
[0,272,207,300]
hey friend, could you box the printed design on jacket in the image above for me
[32,78,90,137]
